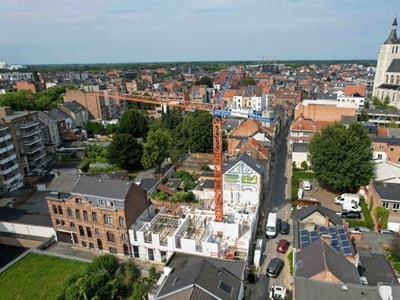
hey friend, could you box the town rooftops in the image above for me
[293,205,343,226]
[373,181,400,201]
[0,207,52,227]
[224,153,265,175]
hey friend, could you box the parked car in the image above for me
[269,285,287,300]
[341,211,361,219]
[280,221,290,235]
[348,227,370,233]
[302,180,312,191]
[266,258,284,278]
[276,239,290,254]
[342,204,362,213]
[378,229,397,234]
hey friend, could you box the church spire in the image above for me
[384,16,399,44]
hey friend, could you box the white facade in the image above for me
[292,151,309,169]
[372,18,400,109]
[0,221,56,238]
[223,160,262,209]
[250,93,267,111]
[337,96,365,110]
[0,72,33,81]
[233,95,243,109]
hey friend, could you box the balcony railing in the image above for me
[0,153,17,165]
[0,133,12,143]
[0,164,19,175]
[3,172,23,185]
[25,144,44,154]
[0,144,14,155]
[19,121,39,129]
[23,136,43,146]
[21,128,41,138]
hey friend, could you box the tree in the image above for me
[359,109,369,122]
[308,122,374,191]
[387,120,398,128]
[300,161,308,170]
[195,76,213,87]
[161,106,183,130]
[85,121,105,135]
[141,128,172,170]
[374,207,390,229]
[237,77,256,87]
[118,108,149,138]
[107,134,143,170]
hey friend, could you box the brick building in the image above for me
[46,175,149,256]
[63,89,107,120]
[13,81,36,93]
[294,100,355,122]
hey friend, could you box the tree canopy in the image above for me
[195,76,213,87]
[0,85,78,111]
[118,108,149,138]
[141,128,172,170]
[308,122,374,191]
[107,133,143,171]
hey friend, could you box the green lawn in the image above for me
[293,171,314,180]
[0,253,88,300]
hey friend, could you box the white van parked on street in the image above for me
[266,213,278,238]
[334,193,360,206]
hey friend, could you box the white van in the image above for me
[266,213,278,238]
[334,193,359,205]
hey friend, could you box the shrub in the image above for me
[200,164,211,171]
[287,251,294,276]
[374,207,390,229]
[359,197,375,230]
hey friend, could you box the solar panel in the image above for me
[339,233,347,241]
[342,246,352,255]
[300,229,309,237]
[301,241,309,248]
[318,226,327,234]
[337,228,346,235]
[332,244,341,252]
[301,236,309,243]
[310,231,319,243]
[341,240,350,248]
[328,227,336,234]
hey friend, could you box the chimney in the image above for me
[321,234,332,245]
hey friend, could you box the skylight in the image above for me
[219,281,233,295]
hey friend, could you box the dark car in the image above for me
[341,211,361,219]
[276,239,290,254]
[266,258,284,278]
[280,221,290,235]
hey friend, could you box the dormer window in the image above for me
[75,198,83,204]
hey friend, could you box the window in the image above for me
[383,202,389,209]
[98,199,104,206]
[75,209,81,219]
[107,232,115,243]
[79,226,85,236]
[89,243,94,249]
[379,145,384,150]
[109,247,117,254]
[75,198,83,204]
[52,205,58,214]
[121,233,127,241]
[106,201,115,208]
[394,203,400,210]
[67,207,73,217]
[119,217,125,228]
[82,241,87,247]
[92,212,98,223]
[291,132,299,137]
[390,148,394,152]
[83,211,88,221]
[56,219,61,225]
[87,227,92,238]
[70,222,75,228]
[104,215,113,225]
[95,228,100,235]
[58,206,63,215]
[61,220,65,226]
[133,246,139,258]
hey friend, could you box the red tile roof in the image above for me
[344,85,366,97]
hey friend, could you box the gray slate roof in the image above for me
[157,257,244,300]
[47,173,79,193]
[358,248,398,286]
[224,153,265,175]
[373,136,400,146]
[296,238,360,284]
[373,181,400,201]
[139,178,162,193]
[293,205,343,226]
[0,208,52,227]
[295,277,380,300]
[38,111,57,124]
[48,107,70,121]
[71,176,133,200]
[387,59,400,73]
[61,100,86,113]
[292,143,308,153]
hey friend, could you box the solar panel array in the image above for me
[299,226,353,256]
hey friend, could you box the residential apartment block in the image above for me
[46,175,149,256]
[64,89,107,120]
[0,106,52,175]
[0,123,24,192]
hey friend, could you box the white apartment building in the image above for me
[0,72,33,81]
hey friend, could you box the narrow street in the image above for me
[249,124,293,300]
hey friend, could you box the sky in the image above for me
[0,0,399,64]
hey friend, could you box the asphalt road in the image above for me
[248,124,291,300]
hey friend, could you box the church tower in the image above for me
[372,17,400,104]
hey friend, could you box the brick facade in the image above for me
[63,89,107,120]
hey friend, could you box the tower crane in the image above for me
[93,69,274,222]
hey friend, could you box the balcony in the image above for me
[23,136,43,146]
[0,133,12,143]
[21,128,41,138]
[20,121,40,129]
[0,144,14,155]
[30,154,52,168]
[0,153,17,165]
[3,172,23,185]
[25,144,44,155]
[0,164,19,176]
